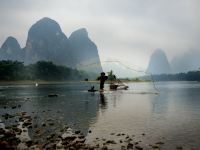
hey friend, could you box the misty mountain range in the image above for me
[147,49,200,75]
[0,17,102,74]
[0,17,199,76]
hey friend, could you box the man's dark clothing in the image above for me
[98,75,108,90]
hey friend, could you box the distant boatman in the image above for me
[97,72,108,90]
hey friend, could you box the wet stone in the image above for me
[47,118,53,121]
[17,143,28,150]
[34,124,38,128]
[12,106,17,109]
[26,140,33,147]
[78,135,85,139]
[135,145,143,150]
[69,146,76,150]
[0,128,6,134]
[45,143,56,149]
[96,144,100,148]
[76,138,86,143]
[101,145,108,150]
[126,138,133,143]
[152,144,160,149]
[49,122,54,126]
[21,112,27,115]
[63,135,77,141]
[95,137,99,140]
[4,131,16,137]
[48,94,58,97]
[155,141,164,145]
[56,142,63,149]
[14,128,22,135]
[127,143,134,149]
[135,142,139,145]
[47,135,52,140]
[42,123,46,127]
[22,121,32,127]
[62,140,69,145]
[2,113,14,119]
[27,125,32,129]
[121,145,126,150]
[88,145,95,150]
[75,130,81,134]
[106,140,117,144]
[176,146,183,150]
[35,129,42,134]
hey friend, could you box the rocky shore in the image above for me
[0,110,169,150]
[0,102,184,150]
[0,110,91,150]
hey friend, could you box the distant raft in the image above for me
[109,83,129,90]
[48,93,58,97]
[88,89,98,92]
[88,86,98,92]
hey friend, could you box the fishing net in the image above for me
[77,59,159,94]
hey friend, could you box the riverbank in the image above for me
[0,110,167,150]
[0,80,149,86]
[0,110,91,149]
[1,82,199,149]
[0,80,91,86]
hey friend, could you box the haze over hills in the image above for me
[146,49,171,75]
[0,17,102,74]
[0,17,199,77]
[0,36,24,61]
[25,17,73,66]
[69,28,102,73]
[171,49,200,73]
[146,49,200,75]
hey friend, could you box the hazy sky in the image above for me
[0,0,199,70]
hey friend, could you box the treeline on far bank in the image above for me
[0,60,91,81]
[141,71,200,82]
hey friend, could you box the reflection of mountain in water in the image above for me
[0,83,103,135]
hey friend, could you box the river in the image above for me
[0,81,200,149]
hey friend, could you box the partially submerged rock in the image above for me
[48,93,58,97]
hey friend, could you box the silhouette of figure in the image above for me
[88,86,98,92]
[97,72,108,90]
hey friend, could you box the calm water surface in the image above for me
[0,81,200,149]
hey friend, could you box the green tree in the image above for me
[107,70,116,81]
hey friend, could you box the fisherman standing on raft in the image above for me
[97,72,108,90]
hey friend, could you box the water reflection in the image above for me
[0,83,102,135]
[99,93,107,110]
[1,82,200,149]
[150,93,169,116]
[145,82,200,149]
